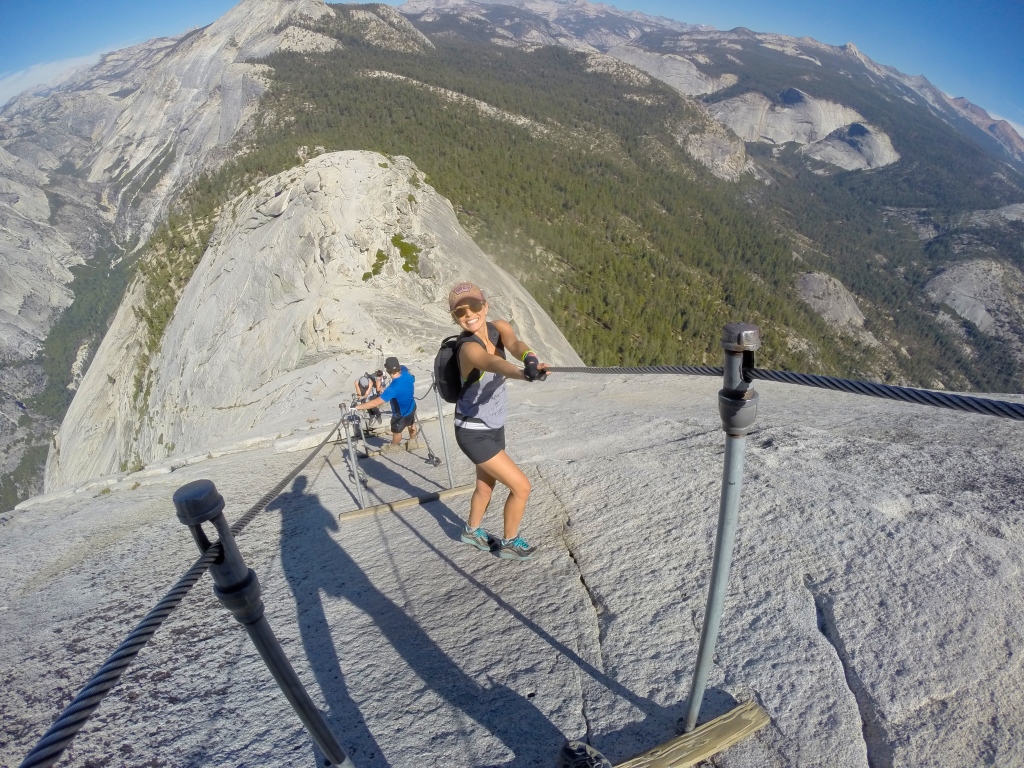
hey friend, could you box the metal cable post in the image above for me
[173,480,355,767]
[353,403,372,461]
[412,409,443,468]
[683,322,761,734]
[432,385,456,489]
[339,406,366,509]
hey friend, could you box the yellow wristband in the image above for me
[521,349,535,362]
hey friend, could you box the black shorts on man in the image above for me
[391,410,416,434]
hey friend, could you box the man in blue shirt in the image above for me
[353,356,417,447]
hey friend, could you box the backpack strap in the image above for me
[457,322,504,391]
[488,321,506,359]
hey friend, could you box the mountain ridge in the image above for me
[45,149,582,490]
[2,0,1024,514]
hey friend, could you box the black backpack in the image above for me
[433,323,504,403]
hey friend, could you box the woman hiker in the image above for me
[448,281,550,561]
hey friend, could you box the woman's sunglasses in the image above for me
[452,299,485,318]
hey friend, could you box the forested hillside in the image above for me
[144,24,861,381]
[7,0,1024,513]
[140,3,1023,391]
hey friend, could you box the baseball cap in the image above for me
[384,356,401,372]
[448,282,485,311]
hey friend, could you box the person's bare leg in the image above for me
[467,465,496,530]
[476,450,531,539]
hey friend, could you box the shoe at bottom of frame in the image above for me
[557,741,613,768]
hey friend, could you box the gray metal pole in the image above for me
[357,409,372,460]
[340,409,366,509]
[412,410,442,467]
[433,385,456,489]
[173,480,356,767]
[682,322,760,734]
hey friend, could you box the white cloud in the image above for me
[0,53,103,108]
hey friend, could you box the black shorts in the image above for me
[455,425,506,465]
[391,410,416,434]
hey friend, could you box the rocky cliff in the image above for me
[45,151,582,490]
[0,0,348,509]
[926,259,1024,360]
[796,272,880,348]
[0,0,337,359]
[709,90,899,169]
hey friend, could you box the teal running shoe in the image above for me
[497,536,537,561]
[460,525,495,551]
[557,741,612,768]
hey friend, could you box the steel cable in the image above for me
[19,420,342,768]
[546,365,1024,421]
[745,369,1024,421]
[546,365,725,377]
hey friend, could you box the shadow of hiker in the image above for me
[357,452,441,502]
[326,441,444,510]
[272,476,565,767]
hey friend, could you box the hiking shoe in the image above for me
[497,536,537,561]
[557,741,613,768]
[460,526,495,551]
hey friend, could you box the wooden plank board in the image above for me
[360,439,425,457]
[337,484,475,521]
[615,700,769,768]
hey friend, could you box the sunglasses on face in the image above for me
[452,299,485,318]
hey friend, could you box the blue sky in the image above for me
[1,0,1022,134]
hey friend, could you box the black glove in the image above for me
[522,353,547,382]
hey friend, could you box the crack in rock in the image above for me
[538,466,605,741]
[803,574,895,768]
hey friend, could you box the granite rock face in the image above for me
[970,203,1024,227]
[672,113,752,182]
[606,44,737,96]
[796,271,880,347]
[45,151,582,490]
[709,90,899,170]
[799,122,900,171]
[0,0,351,509]
[0,0,337,365]
[926,259,1024,362]
[0,146,90,363]
[5,375,1023,768]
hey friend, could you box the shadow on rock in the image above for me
[403,502,694,764]
[272,476,564,767]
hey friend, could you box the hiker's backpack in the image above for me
[433,323,504,403]
[434,333,469,403]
